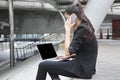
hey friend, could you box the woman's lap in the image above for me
[39,60,78,78]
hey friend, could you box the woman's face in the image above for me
[64,12,80,28]
[64,12,78,23]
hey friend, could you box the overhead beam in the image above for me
[0,1,56,11]
[114,0,120,3]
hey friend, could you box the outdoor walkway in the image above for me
[0,40,120,80]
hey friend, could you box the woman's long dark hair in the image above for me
[65,2,94,42]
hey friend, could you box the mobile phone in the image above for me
[70,14,77,23]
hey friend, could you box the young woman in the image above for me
[36,2,98,80]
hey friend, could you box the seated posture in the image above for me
[36,2,98,80]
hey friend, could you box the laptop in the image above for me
[37,43,76,61]
[37,43,58,61]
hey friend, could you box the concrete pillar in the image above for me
[84,0,115,34]
[8,0,15,68]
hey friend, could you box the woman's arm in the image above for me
[64,20,75,56]
[65,29,71,56]
[56,20,75,59]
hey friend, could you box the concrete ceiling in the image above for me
[0,0,120,34]
[0,10,64,34]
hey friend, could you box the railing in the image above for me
[14,42,35,60]
[14,33,64,60]
[109,3,120,14]
[0,42,9,51]
[110,8,120,14]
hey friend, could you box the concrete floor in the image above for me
[0,40,120,80]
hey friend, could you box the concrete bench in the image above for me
[46,74,95,80]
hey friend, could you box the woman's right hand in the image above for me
[64,19,75,32]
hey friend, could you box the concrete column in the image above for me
[84,0,115,33]
[8,0,15,68]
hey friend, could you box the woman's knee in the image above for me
[38,61,50,69]
[39,61,46,68]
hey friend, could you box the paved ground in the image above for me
[0,40,120,80]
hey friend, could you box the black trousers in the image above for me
[36,60,79,80]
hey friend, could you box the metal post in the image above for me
[8,0,15,68]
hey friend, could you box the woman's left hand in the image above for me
[56,55,69,60]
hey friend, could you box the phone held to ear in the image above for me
[70,14,77,23]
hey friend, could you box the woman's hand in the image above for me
[64,19,75,32]
[56,55,69,60]
[56,54,76,60]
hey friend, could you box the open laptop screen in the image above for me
[37,43,57,60]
